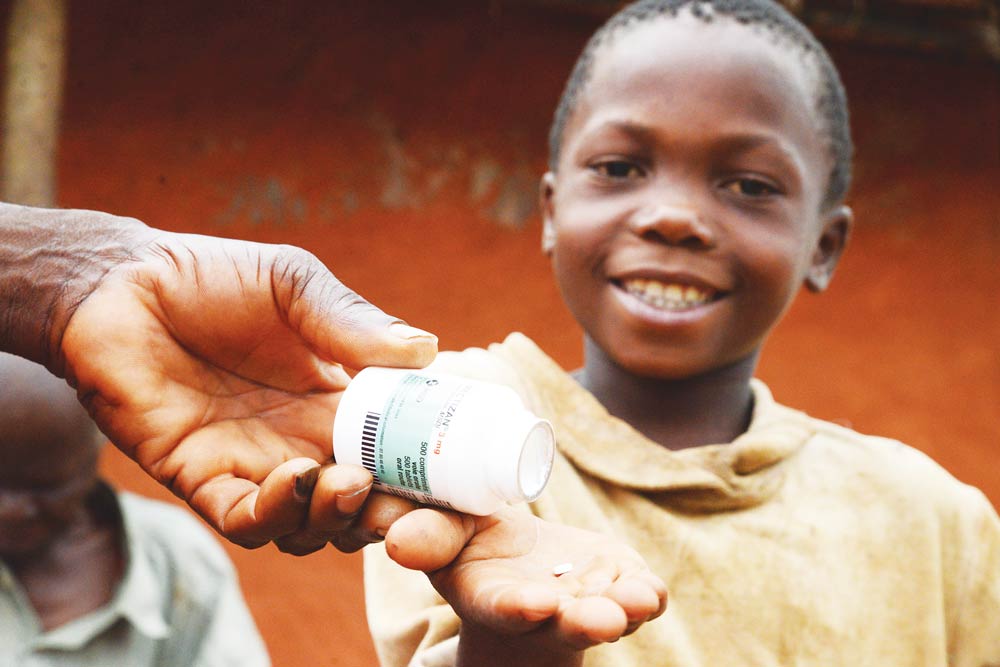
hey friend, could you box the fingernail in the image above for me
[389,322,437,342]
[293,466,321,503]
[335,484,371,515]
[374,527,388,538]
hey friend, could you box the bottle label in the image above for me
[368,372,470,506]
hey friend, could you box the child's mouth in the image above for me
[620,278,716,311]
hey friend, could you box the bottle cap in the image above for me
[518,419,554,501]
[490,413,554,503]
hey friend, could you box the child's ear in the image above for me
[805,205,853,293]
[539,172,557,256]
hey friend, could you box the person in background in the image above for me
[0,352,269,665]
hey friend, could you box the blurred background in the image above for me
[1,0,997,664]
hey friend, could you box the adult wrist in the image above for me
[0,203,158,373]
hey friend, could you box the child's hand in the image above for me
[385,507,667,663]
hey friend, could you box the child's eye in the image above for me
[722,178,781,198]
[591,160,644,180]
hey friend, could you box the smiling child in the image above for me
[363,1,1000,666]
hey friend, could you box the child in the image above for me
[0,352,270,665]
[363,1,1000,665]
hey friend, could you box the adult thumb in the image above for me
[270,246,438,370]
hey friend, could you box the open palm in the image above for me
[389,507,667,653]
[60,232,437,551]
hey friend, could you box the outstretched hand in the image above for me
[386,507,667,664]
[58,229,438,552]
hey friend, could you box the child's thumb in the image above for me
[384,508,476,572]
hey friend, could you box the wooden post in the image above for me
[2,0,67,207]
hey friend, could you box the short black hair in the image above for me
[548,0,853,209]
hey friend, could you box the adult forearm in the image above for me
[0,203,155,370]
[456,623,584,667]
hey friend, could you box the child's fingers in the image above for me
[465,582,562,632]
[552,596,628,649]
[384,507,476,571]
[602,577,665,634]
[636,570,669,619]
[571,555,620,596]
[514,584,563,624]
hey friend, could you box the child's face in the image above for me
[542,13,850,379]
[0,405,98,559]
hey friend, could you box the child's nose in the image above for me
[626,203,716,249]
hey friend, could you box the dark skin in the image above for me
[0,10,856,657]
[0,203,666,650]
[572,339,756,449]
[7,497,122,632]
[542,14,852,453]
[0,205,666,648]
[394,506,666,667]
[0,353,121,631]
[445,12,853,667]
[0,204,446,557]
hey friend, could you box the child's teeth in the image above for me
[623,279,711,310]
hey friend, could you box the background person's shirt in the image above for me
[0,485,269,666]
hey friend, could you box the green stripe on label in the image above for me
[375,373,469,494]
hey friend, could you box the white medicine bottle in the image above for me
[333,367,555,516]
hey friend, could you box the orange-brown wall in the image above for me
[6,1,997,664]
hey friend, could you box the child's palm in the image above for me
[390,507,667,650]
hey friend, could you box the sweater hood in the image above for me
[490,333,815,511]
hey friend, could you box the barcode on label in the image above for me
[361,411,381,481]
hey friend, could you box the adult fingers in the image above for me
[328,493,419,554]
[308,463,374,528]
[273,463,374,555]
[279,473,420,556]
[190,457,320,548]
[269,247,438,370]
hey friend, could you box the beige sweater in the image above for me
[364,334,1000,667]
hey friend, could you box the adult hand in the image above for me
[16,209,439,552]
